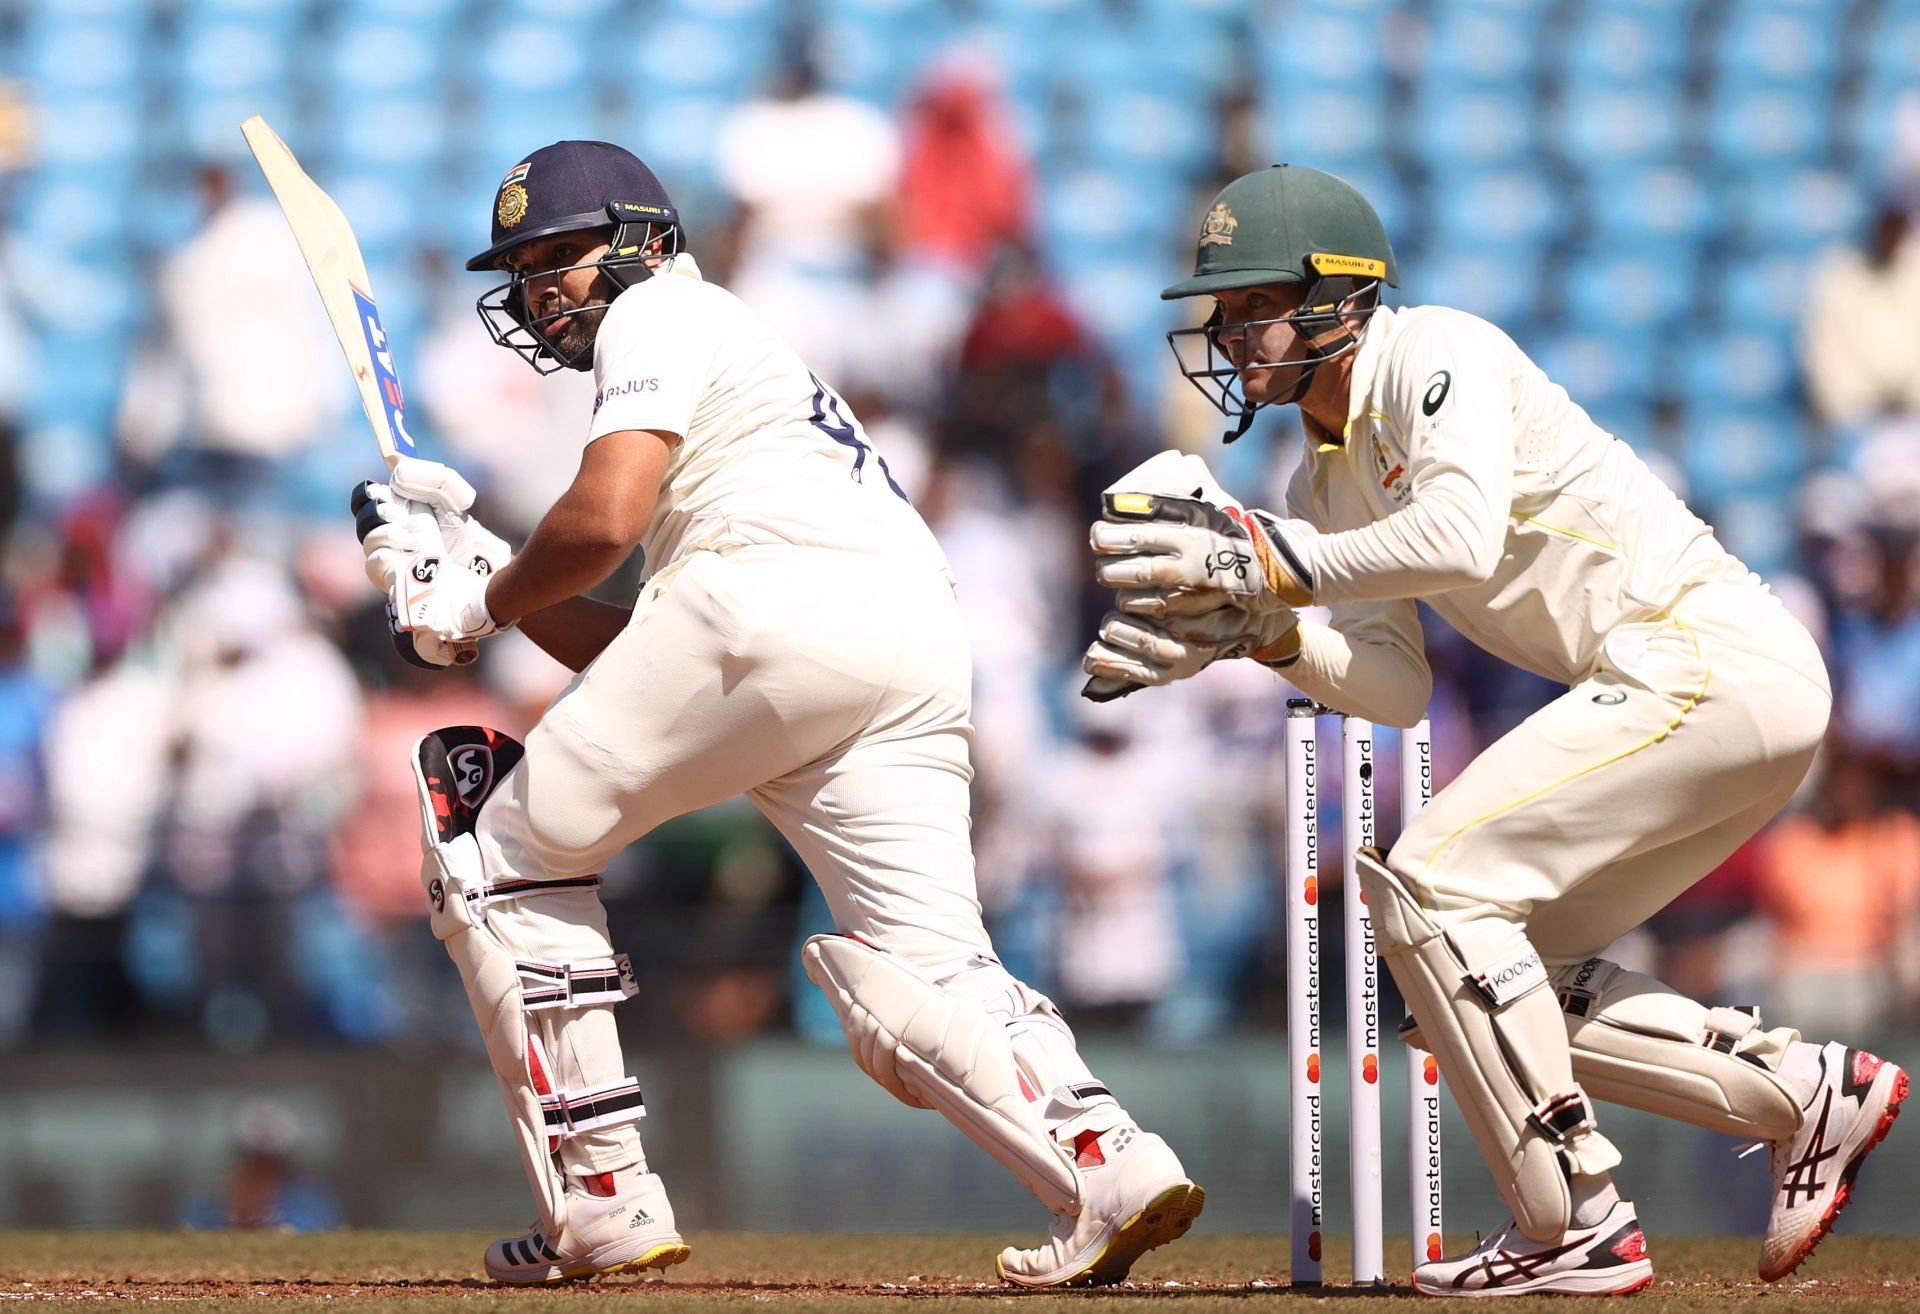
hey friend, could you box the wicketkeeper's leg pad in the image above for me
[1551,958,1802,1141]
[802,934,1089,1215]
[416,727,647,1242]
[1361,849,1620,1243]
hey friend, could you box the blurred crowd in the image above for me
[1,1,1918,1061]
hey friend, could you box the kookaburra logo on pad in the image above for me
[450,744,495,808]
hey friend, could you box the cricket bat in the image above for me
[243,114,476,664]
[241,113,417,471]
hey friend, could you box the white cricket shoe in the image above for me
[1412,1200,1653,1298]
[1760,1043,1908,1282]
[995,1121,1204,1288]
[484,1167,691,1285]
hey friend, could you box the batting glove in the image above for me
[1081,606,1301,702]
[390,553,505,646]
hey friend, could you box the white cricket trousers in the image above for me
[466,544,994,1176]
[1388,577,1832,961]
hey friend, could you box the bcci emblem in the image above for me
[1199,202,1238,247]
[497,183,530,229]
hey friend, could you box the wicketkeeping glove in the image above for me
[1091,493,1315,615]
[1081,606,1301,702]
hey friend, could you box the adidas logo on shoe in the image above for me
[629,1208,655,1229]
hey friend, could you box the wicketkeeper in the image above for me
[350,140,1203,1287]
[1082,164,1908,1296]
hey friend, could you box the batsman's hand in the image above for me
[390,553,505,646]
[1081,606,1301,702]
[352,460,512,591]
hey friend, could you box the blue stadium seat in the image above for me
[1423,3,1543,90]
[177,21,294,97]
[1551,84,1684,167]
[1583,163,1714,246]
[322,20,446,98]
[629,14,780,100]
[1086,91,1213,173]
[1408,86,1535,167]
[1562,243,1700,335]
[31,95,145,173]
[1715,247,1811,336]
[1710,4,1842,90]
[1867,2,1920,82]
[1845,69,1918,176]
[23,19,143,97]
[1557,6,1690,87]
[1701,84,1827,169]
[338,0,465,25]
[1677,330,1800,408]
[1258,87,1392,173]
[1531,328,1664,410]
[618,95,733,196]
[1040,167,1164,251]
[1406,243,1546,332]
[1257,6,1390,89]
[314,172,426,263]
[1426,168,1568,248]
[1730,168,1868,252]
[1677,405,1811,509]
[17,171,132,255]
[328,94,450,173]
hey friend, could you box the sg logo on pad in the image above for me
[450,744,495,809]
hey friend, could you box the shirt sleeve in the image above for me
[585,284,707,445]
[1299,313,1516,603]
[1270,462,1433,727]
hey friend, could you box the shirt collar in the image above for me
[1303,304,1396,452]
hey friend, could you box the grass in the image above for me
[1,1232,1917,1311]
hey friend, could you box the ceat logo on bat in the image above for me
[352,286,418,457]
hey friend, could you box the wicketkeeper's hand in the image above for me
[1081,606,1301,702]
[1091,494,1315,615]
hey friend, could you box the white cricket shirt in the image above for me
[585,259,949,577]
[1279,305,1754,722]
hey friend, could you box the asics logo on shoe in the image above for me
[629,1208,655,1228]
[1779,1092,1840,1207]
[1468,1239,1583,1288]
[1847,1049,1884,1096]
[1611,1229,1649,1263]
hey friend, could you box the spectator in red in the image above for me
[896,53,1033,279]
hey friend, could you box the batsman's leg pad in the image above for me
[1361,849,1619,1243]
[417,727,647,1242]
[803,934,1085,1215]
[1551,958,1802,1141]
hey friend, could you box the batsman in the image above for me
[1083,164,1908,1296]
[350,141,1202,1287]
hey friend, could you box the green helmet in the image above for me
[1164,165,1398,441]
[1163,164,1399,301]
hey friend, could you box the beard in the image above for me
[543,297,609,365]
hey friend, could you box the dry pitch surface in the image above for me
[3,1233,1917,1312]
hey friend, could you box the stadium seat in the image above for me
[322,20,446,98]
[1408,86,1535,168]
[1086,90,1213,172]
[1677,330,1800,408]
[23,18,144,97]
[1531,329,1665,411]
[1562,243,1700,335]
[1257,6,1390,89]
[1556,6,1689,87]
[1425,168,1568,249]
[1583,162,1714,246]
[1710,4,1842,90]
[630,14,780,100]
[1701,85,1828,169]
[1422,3,1543,90]
[1729,167,1868,252]
[1406,243,1546,333]
[1552,84,1685,168]
[1258,87,1393,174]
[30,95,145,173]
[1715,247,1811,338]
[1678,406,1811,511]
